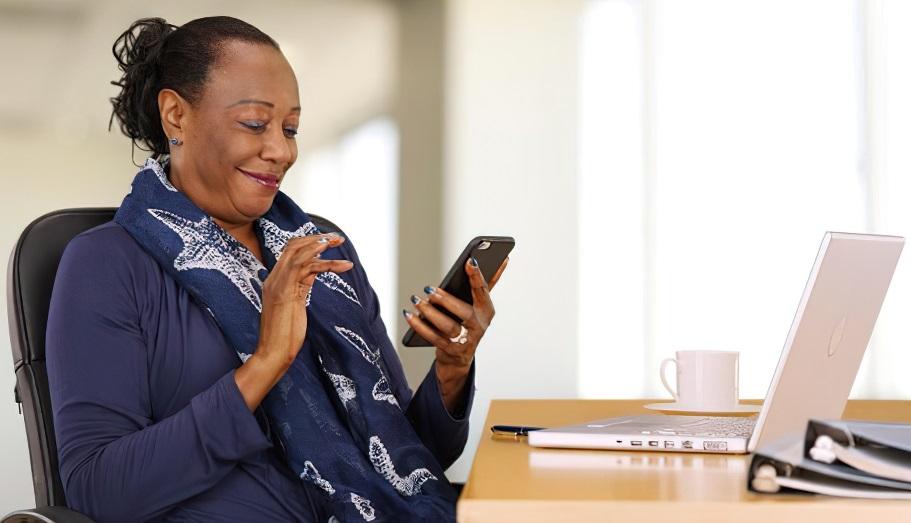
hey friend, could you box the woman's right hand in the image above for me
[235,233,353,410]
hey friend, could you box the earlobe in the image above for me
[158,88,187,142]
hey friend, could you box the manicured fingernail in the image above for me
[402,309,413,319]
[424,286,435,294]
[470,257,479,268]
[410,294,421,305]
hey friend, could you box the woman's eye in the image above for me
[283,127,299,138]
[240,121,266,132]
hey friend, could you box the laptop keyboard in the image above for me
[642,416,756,439]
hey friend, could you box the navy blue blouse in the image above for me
[45,221,474,522]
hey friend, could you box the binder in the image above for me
[748,420,911,499]
[806,419,911,483]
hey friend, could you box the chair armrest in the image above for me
[2,507,95,523]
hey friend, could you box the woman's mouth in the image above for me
[237,168,280,189]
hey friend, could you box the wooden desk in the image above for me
[458,399,911,522]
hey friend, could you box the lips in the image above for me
[237,168,281,189]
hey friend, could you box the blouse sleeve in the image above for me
[338,239,475,470]
[45,231,272,522]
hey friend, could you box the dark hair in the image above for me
[109,16,280,159]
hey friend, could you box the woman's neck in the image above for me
[167,160,265,263]
[215,218,264,263]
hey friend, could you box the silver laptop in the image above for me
[529,232,904,454]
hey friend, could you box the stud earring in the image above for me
[169,137,183,146]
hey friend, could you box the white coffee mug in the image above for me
[659,350,740,411]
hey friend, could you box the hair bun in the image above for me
[112,18,176,74]
[109,18,178,157]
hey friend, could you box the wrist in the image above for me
[435,360,472,385]
[235,351,288,411]
[251,344,296,372]
[434,360,472,416]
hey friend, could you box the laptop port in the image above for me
[682,440,693,449]
[664,441,675,448]
[631,441,643,446]
[703,440,728,451]
[648,441,659,447]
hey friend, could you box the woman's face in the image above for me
[170,40,300,227]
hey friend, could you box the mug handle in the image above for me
[659,358,679,401]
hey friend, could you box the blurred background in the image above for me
[2,0,911,514]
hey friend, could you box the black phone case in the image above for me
[402,236,515,347]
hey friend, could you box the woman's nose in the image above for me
[261,125,295,166]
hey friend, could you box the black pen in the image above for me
[490,425,545,437]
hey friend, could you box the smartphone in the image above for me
[402,236,515,347]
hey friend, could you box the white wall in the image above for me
[441,0,586,481]
[0,133,133,515]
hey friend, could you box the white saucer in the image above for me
[643,402,761,416]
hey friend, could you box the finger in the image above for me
[273,235,339,272]
[282,233,346,258]
[295,259,354,292]
[317,232,346,246]
[403,310,469,359]
[411,294,462,339]
[402,309,450,349]
[423,285,474,323]
[285,233,344,250]
[308,234,346,259]
[297,259,354,279]
[465,257,493,311]
[315,259,355,273]
[286,240,337,268]
[488,257,509,290]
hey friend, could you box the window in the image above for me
[285,118,400,332]
[579,0,911,399]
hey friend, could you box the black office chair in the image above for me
[6,208,115,523]
[5,208,343,523]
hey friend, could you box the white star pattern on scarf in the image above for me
[300,461,336,495]
[371,375,398,406]
[315,272,361,306]
[333,327,400,407]
[350,493,376,521]
[144,158,178,192]
[334,326,380,364]
[149,209,266,311]
[260,218,318,255]
[328,371,357,407]
[368,436,436,496]
[259,218,361,305]
[319,355,357,409]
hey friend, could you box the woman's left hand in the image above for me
[404,257,509,414]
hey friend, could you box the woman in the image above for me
[46,16,506,522]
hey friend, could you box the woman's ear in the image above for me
[158,88,187,142]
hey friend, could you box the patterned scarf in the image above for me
[115,159,456,522]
